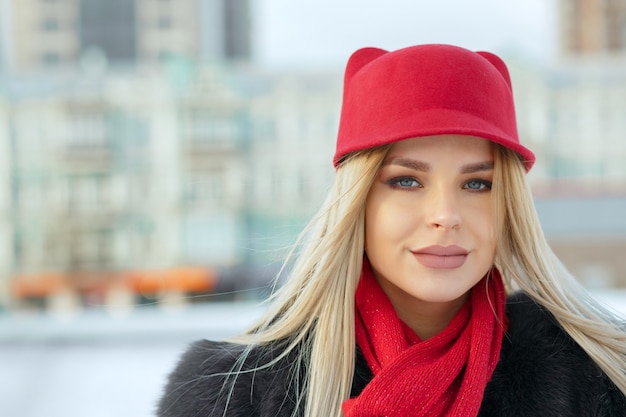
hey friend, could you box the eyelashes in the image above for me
[463,179,492,191]
[386,176,421,189]
[385,177,492,192]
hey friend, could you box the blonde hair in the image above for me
[229,146,390,417]
[226,143,626,417]
[491,145,626,393]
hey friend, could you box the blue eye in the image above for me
[464,179,492,191]
[388,177,421,188]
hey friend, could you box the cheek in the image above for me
[364,199,381,249]
[471,206,497,254]
[364,194,388,251]
[365,194,415,249]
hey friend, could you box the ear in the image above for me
[477,51,513,90]
[343,47,388,83]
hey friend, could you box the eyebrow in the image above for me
[383,157,494,174]
[382,157,430,171]
[460,161,494,174]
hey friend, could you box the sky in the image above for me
[252,0,558,69]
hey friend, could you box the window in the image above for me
[67,112,107,146]
[42,19,60,31]
[70,230,113,267]
[157,16,172,30]
[41,52,61,65]
[79,0,137,61]
[186,111,238,144]
[184,172,224,204]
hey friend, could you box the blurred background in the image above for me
[0,0,625,415]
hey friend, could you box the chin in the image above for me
[405,276,474,305]
[415,289,469,305]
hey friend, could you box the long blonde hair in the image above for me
[492,145,626,393]
[228,143,626,417]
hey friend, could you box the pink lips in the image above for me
[412,245,469,269]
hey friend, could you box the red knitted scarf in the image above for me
[342,261,507,417]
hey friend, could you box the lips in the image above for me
[412,245,469,269]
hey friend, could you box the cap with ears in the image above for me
[333,44,535,170]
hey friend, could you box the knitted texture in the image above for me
[342,261,506,417]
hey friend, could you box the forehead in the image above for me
[387,134,493,156]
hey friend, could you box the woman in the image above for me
[157,44,626,416]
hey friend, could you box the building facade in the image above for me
[510,57,626,181]
[0,0,251,74]
[558,0,626,56]
[1,0,625,312]
[2,57,626,312]
[0,61,342,310]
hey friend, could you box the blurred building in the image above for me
[511,58,626,180]
[0,94,11,308]
[514,0,626,178]
[506,0,626,292]
[558,0,626,55]
[534,195,626,289]
[0,0,257,311]
[0,0,626,313]
[0,0,251,74]
[2,69,182,310]
[0,61,340,311]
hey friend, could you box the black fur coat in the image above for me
[157,292,626,416]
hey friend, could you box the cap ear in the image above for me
[344,47,388,82]
[477,51,512,89]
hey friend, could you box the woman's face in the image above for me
[365,134,496,318]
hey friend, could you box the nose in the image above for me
[425,188,462,231]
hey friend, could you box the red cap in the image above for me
[334,44,535,170]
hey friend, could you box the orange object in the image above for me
[127,267,217,295]
[10,266,217,299]
[11,272,68,298]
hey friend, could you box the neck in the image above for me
[389,292,470,340]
